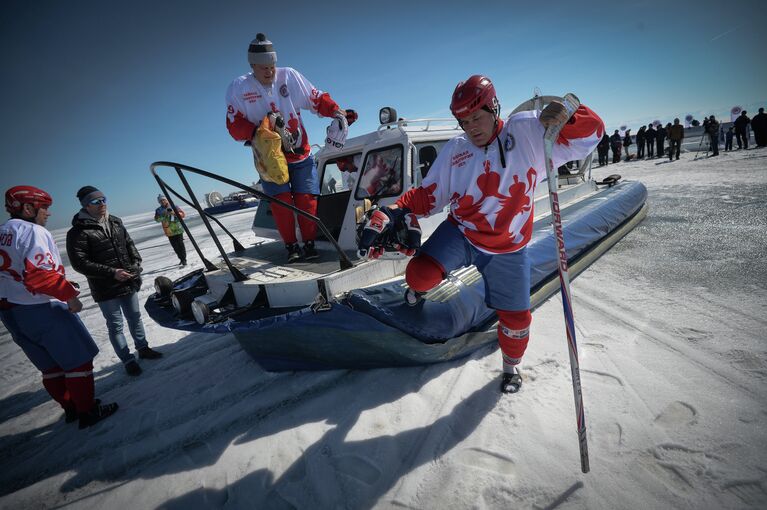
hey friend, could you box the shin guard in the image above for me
[293,193,318,242]
[270,192,298,244]
[64,362,95,413]
[42,366,72,410]
[497,309,532,372]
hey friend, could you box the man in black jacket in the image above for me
[752,107,767,147]
[610,130,622,163]
[66,186,163,376]
[734,111,750,149]
[597,132,610,166]
[635,126,645,159]
[706,115,720,156]
[656,123,667,159]
[645,124,656,158]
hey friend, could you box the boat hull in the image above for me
[145,180,647,371]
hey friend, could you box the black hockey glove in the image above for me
[356,206,420,259]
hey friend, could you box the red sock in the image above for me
[64,362,95,413]
[270,192,297,244]
[41,366,72,410]
[293,193,318,242]
[497,309,532,369]
[405,254,445,292]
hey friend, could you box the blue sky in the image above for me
[2,0,765,229]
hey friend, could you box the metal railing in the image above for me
[150,161,355,284]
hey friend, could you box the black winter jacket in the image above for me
[734,114,750,131]
[66,212,142,302]
[752,112,767,131]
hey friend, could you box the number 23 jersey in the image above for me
[0,219,78,305]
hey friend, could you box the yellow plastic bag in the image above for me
[251,114,289,184]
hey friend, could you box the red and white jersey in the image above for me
[0,219,78,305]
[226,67,340,163]
[397,105,604,254]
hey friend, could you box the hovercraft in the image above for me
[203,190,259,215]
[145,97,647,372]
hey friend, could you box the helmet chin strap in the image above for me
[483,116,506,169]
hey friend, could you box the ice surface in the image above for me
[1,148,766,509]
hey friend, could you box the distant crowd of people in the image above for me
[595,107,767,166]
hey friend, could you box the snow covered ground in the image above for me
[1,147,766,509]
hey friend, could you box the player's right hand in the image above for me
[67,297,83,313]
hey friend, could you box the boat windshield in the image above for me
[355,145,404,200]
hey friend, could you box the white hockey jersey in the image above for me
[0,219,78,305]
[225,67,340,163]
[397,105,604,254]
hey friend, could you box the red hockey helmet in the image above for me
[5,185,53,214]
[450,75,500,119]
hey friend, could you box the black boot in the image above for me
[303,240,319,260]
[79,401,119,429]
[125,360,142,376]
[500,368,522,394]
[286,243,302,263]
[138,347,163,359]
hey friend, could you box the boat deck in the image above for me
[228,241,360,277]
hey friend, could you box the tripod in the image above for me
[693,131,710,160]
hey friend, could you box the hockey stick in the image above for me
[543,93,590,474]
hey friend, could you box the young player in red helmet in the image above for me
[0,186,118,427]
[358,76,604,393]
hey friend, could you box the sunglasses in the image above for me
[88,197,107,206]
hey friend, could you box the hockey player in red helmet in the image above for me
[358,75,605,393]
[5,185,53,224]
[1,185,118,428]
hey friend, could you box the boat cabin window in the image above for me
[320,153,362,195]
[355,145,404,200]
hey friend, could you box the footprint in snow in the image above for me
[456,447,516,477]
[654,401,697,428]
[582,369,624,386]
[640,443,722,495]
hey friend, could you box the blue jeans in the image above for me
[97,292,148,363]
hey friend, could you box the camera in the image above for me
[167,208,173,213]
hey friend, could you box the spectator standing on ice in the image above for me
[668,118,684,161]
[733,110,750,150]
[623,129,633,161]
[750,107,766,147]
[656,123,667,159]
[357,75,604,394]
[67,186,163,377]
[225,33,357,263]
[597,132,610,166]
[635,126,646,159]
[645,123,656,158]
[706,115,720,156]
[725,126,734,151]
[154,195,186,266]
[610,130,622,163]
[0,186,118,428]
